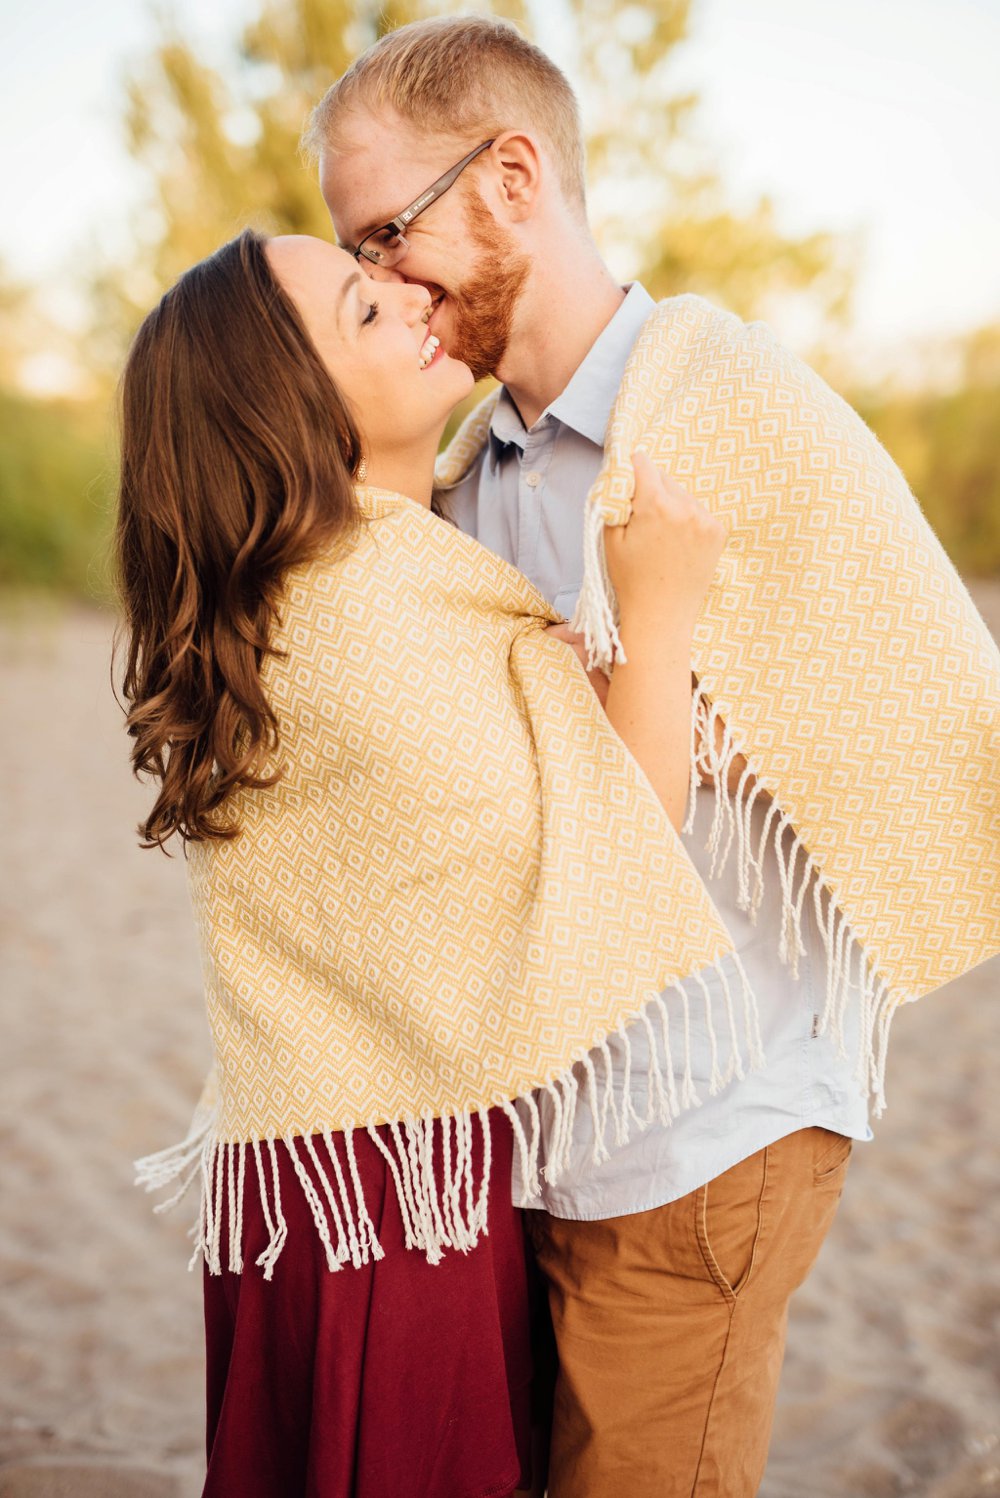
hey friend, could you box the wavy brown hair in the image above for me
[114,228,366,851]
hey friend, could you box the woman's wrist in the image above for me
[616,603,697,661]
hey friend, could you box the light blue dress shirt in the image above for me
[440,282,872,1220]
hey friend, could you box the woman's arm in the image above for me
[546,617,693,831]
[601,608,695,833]
[548,632,771,819]
[549,451,729,834]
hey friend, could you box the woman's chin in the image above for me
[455,361,477,397]
[435,353,476,403]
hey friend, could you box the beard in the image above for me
[440,182,532,382]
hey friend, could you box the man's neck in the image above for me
[494,252,626,431]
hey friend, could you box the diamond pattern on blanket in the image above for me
[437,294,1000,1007]
[188,486,736,1140]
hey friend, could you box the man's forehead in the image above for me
[320,122,460,241]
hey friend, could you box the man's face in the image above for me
[320,110,532,382]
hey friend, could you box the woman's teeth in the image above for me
[419,334,440,370]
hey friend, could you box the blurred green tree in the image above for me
[556,1,858,330]
[0,388,114,598]
[92,0,856,372]
[856,322,1000,575]
[0,266,115,602]
[0,264,30,389]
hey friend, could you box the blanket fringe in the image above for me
[135,675,906,1270]
[571,501,910,1115]
[136,1101,501,1278]
[506,953,761,1202]
[571,497,625,671]
[135,931,767,1262]
[684,673,907,1120]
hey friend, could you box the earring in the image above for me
[357,455,368,483]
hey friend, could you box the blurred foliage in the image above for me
[91,0,854,372]
[855,323,1000,575]
[641,192,858,326]
[0,0,996,594]
[0,388,115,600]
[0,264,30,388]
[557,1,858,333]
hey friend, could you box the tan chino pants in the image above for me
[526,1125,854,1497]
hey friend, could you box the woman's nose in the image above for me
[401,283,434,327]
[363,265,431,323]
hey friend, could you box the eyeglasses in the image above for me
[352,139,496,268]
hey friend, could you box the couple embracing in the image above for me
[120,16,1000,1498]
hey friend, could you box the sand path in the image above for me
[1,591,997,1497]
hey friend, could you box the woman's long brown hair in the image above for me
[114,228,365,851]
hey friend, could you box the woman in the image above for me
[117,228,726,1498]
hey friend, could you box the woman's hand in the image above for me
[604,450,728,633]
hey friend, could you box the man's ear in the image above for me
[485,132,543,222]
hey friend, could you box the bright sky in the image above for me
[4,0,1000,378]
[678,0,1000,352]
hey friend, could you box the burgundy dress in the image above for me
[201,1106,544,1498]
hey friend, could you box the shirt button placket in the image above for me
[519,429,551,580]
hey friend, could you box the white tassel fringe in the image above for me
[136,674,907,1270]
[570,495,625,672]
[682,673,907,1115]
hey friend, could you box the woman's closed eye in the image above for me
[361,300,380,327]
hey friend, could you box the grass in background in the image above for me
[858,381,1000,576]
[0,389,116,605]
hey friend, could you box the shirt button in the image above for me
[525,471,541,488]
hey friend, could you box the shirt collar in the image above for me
[486,281,656,472]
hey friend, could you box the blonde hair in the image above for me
[302,15,587,212]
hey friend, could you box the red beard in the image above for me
[436,182,532,383]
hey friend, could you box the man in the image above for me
[305,16,870,1495]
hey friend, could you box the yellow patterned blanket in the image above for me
[137,293,1000,1276]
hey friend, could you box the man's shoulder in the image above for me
[435,387,500,492]
[629,292,809,394]
[640,291,758,345]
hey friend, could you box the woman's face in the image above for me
[265,235,475,460]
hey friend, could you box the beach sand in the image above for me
[1,589,998,1498]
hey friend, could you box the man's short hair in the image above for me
[302,15,587,212]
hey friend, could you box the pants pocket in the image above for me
[812,1127,854,1183]
[696,1145,769,1301]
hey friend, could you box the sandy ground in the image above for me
[1,587,998,1498]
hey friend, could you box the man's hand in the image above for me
[545,622,610,708]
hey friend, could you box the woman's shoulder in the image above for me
[267,499,438,657]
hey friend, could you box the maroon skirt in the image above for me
[201,1107,540,1498]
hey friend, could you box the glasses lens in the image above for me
[359,227,407,267]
